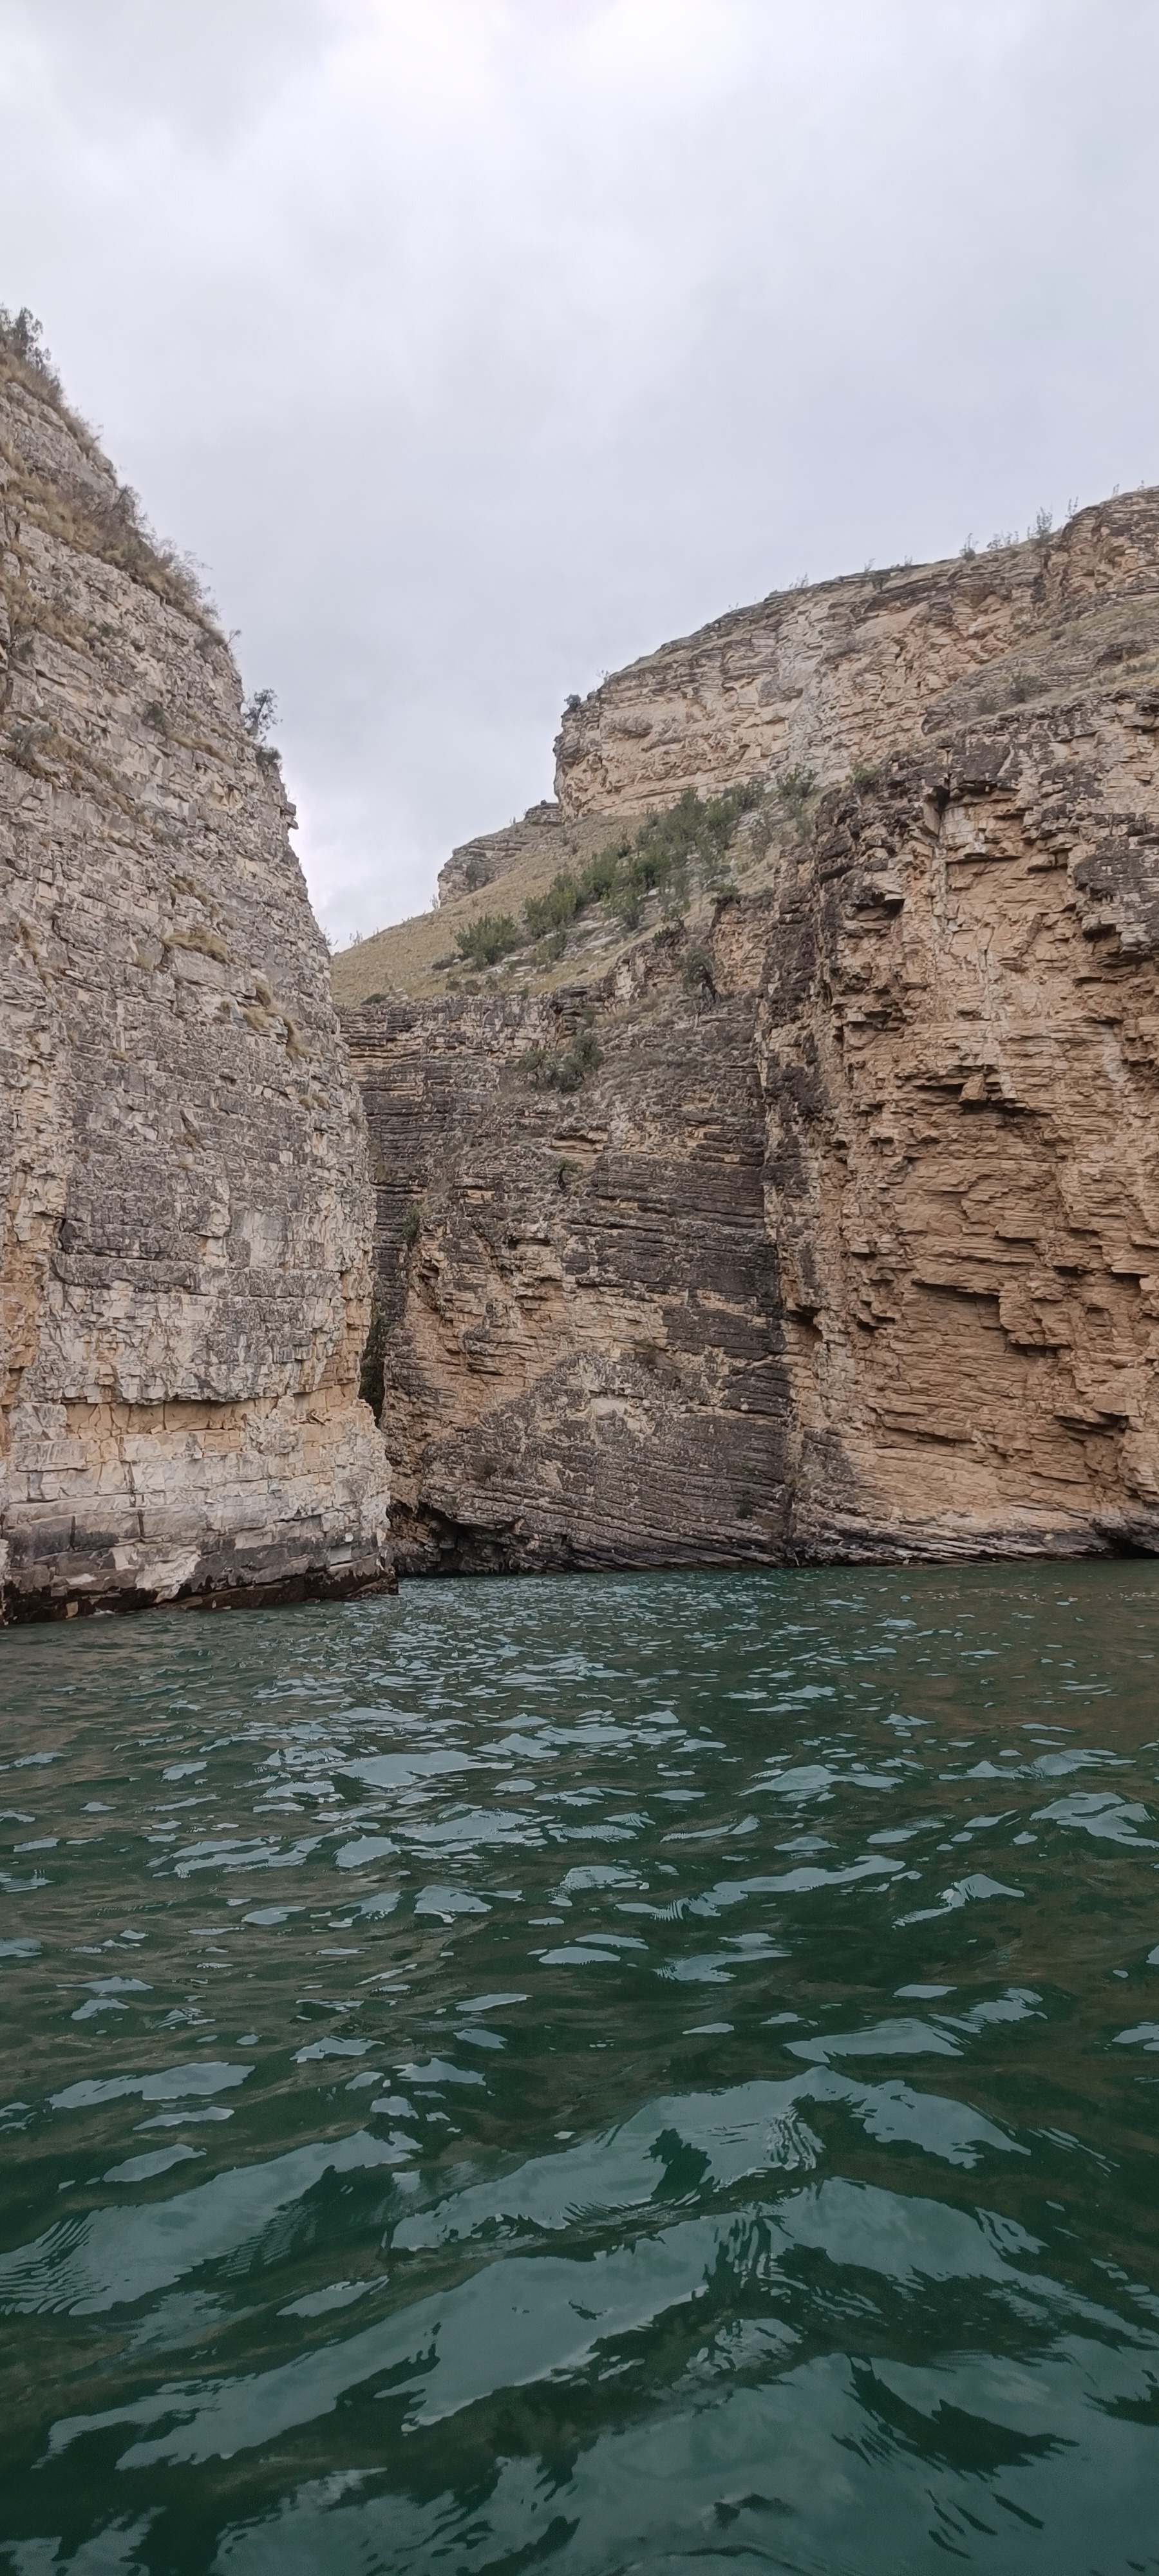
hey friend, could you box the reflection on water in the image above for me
[1,1563,1158,2572]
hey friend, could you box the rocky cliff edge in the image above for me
[0,328,391,1618]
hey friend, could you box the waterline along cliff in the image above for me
[335,496,1159,1571]
[0,327,390,1619]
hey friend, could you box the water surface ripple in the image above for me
[2,1564,1158,2572]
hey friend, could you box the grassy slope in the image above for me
[331,545,1159,1010]
[327,809,777,1006]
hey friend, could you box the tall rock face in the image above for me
[339,498,1159,1569]
[0,338,391,1618]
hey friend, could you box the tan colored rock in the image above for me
[344,951,784,1570]
[759,705,1159,1557]
[553,500,1159,817]
[346,498,1159,1566]
[0,337,391,1618]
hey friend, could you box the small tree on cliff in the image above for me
[241,688,282,771]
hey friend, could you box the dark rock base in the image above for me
[1,1548,396,1624]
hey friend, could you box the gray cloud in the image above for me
[3,0,1156,940]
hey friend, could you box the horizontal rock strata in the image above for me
[554,497,1159,818]
[1,339,391,1618]
[344,497,1159,1568]
[344,914,784,1573]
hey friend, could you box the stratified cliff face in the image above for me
[755,704,1159,1558]
[1,341,391,1618]
[342,497,1159,1569]
[344,914,786,1573]
[552,500,1159,818]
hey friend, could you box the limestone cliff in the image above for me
[337,498,1159,1569]
[552,504,1159,819]
[0,329,391,1618]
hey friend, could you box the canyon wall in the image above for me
[0,338,390,1618]
[341,497,1159,1569]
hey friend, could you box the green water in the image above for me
[1,1566,1158,2574]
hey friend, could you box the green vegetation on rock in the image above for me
[455,912,523,967]
[457,784,764,976]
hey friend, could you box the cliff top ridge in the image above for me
[0,305,218,633]
[332,484,1159,1010]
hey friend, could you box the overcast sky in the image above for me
[3,0,1157,943]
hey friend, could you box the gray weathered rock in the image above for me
[0,336,391,1618]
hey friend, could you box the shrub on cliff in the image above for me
[775,764,816,815]
[518,784,763,954]
[241,687,284,772]
[0,305,218,630]
[524,871,582,936]
[0,304,63,398]
[242,687,278,745]
[682,945,717,1003]
[445,786,765,980]
[455,912,522,967]
[520,1026,603,1091]
[554,1028,603,1090]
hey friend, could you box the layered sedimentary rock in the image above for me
[1,339,390,1618]
[344,918,783,1571]
[341,497,1159,1567]
[552,501,1159,818]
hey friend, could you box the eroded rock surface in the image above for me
[344,498,1159,1568]
[1,343,390,1618]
